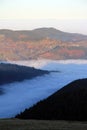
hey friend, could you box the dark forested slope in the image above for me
[16,79,87,121]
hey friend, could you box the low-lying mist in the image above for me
[0,59,87,118]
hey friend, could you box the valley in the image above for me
[0,28,87,123]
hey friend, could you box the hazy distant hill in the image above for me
[16,79,87,121]
[0,28,87,42]
[0,28,87,60]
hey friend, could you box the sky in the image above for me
[0,0,87,34]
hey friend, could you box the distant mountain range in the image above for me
[16,78,87,121]
[0,28,87,60]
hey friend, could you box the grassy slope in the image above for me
[0,119,87,130]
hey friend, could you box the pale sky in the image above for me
[0,0,87,34]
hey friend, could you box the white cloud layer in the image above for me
[0,59,87,118]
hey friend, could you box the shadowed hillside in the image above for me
[16,79,87,121]
[0,63,49,86]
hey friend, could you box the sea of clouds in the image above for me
[0,59,87,118]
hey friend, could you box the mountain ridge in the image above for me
[0,27,87,42]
